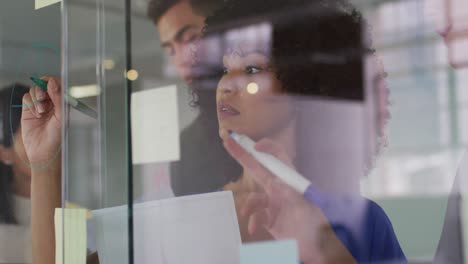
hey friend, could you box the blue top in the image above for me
[304,185,407,264]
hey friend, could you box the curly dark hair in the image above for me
[191,0,378,179]
[193,0,370,103]
[0,83,29,224]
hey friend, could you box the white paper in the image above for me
[35,0,61,9]
[131,85,180,164]
[92,191,241,264]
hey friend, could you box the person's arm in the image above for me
[22,77,62,264]
[24,78,100,264]
[31,158,61,264]
[222,135,356,264]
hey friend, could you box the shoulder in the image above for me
[365,200,398,240]
[366,200,391,224]
[365,200,407,263]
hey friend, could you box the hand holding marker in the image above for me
[229,131,311,194]
[30,76,98,119]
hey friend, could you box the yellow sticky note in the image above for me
[55,208,87,264]
[65,201,93,219]
[35,0,61,10]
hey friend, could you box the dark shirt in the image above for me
[304,186,407,264]
[170,89,242,196]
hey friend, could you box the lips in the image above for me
[218,102,240,117]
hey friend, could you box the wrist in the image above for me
[29,150,61,171]
[31,156,62,209]
[31,152,61,186]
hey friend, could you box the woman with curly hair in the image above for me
[193,0,407,262]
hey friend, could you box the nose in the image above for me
[173,44,195,80]
[219,83,235,95]
[218,74,240,96]
[219,87,234,97]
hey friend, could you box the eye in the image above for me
[245,65,263,74]
[186,34,200,43]
[181,32,201,45]
[222,67,229,75]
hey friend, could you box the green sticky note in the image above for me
[240,240,298,264]
[55,208,87,264]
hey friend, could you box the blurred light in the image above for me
[246,82,259,94]
[127,69,139,81]
[104,59,115,70]
[70,84,101,98]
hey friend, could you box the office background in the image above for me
[1,0,468,263]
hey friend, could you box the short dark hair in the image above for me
[0,83,29,224]
[147,0,223,25]
[0,84,28,147]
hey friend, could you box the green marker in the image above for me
[30,76,48,91]
[30,76,98,119]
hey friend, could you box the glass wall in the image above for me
[0,1,61,263]
[63,0,131,262]
[2,0,468,263]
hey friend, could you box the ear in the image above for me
[0,145,13,165]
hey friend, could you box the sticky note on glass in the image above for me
[55,208,87,264]
[35,0,61,9]
[240,240,298,264]
[131,85,180,164]
[65,201,93,219]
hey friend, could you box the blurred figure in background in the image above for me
[425,0,468,263]
[147,0,242,197]
[0,83,32,263]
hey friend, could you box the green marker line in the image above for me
[11,101,44,108]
